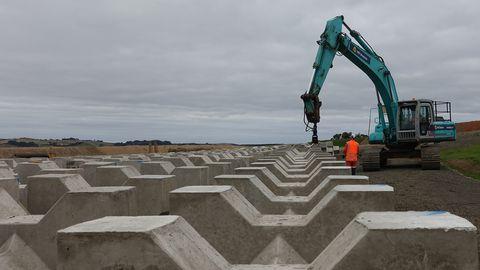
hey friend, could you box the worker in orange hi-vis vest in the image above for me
[343,135,360,175]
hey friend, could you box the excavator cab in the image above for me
[396,99,456,144]
[365,99,455,171]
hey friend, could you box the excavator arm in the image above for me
[301,15,399,144]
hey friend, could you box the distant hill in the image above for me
[0,138,110,148]
[0,138,172,148]
[456,121,480,133]
[113,140,171,146]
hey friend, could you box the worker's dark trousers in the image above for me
[346,161,357,175]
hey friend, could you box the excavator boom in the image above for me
[301,15,398,144]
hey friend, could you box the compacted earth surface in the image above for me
[363,164,480,259]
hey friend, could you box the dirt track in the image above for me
[362,164,480,261]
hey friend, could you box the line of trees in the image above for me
[7,140,39,147]
[331,132,368,146]
[332,132,367,141]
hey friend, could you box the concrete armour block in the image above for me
[257,157,336,174]
[250,162,350,183]
[66,158,95,168]
[51,157,69,168]
[155,157,194,167]
[172,166,208,187]
[119,160,143,171]
[213,175,369,214]
[256,157,307,171]
[94,165,141,186]
[15,161,59,184]
[0,159,17,169]
[0,176,20,201]
[79,161,115,186]
[128,154,150,161]
[219,157,250,168]
[38,168,84,175]
[207,154,221,161]
[0,167,16,178]
[101,158,124,163]
[187,156,233,182]
[140,161,175,175]
[0,186,137,269]
[219,153,235,159]
[235,167,350,196]
[27,174,90,214]
[92,166,176,214]
[19,184,27,208]
[0,234,49,270]
[127,175,176,215]
[57,216,230,270]
[170,184,393,264]
[189,155,215,166]
[312,212,478,270]
[0,188,28,219]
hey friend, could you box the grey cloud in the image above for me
[0,0,478,143]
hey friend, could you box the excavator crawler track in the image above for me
[362,148,381,171]
[421,145,441,170]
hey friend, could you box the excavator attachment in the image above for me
[300,93,321,124]
[301,93,321,144]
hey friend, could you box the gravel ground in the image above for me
[362,164,480,263]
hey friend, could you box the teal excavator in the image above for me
[301,15,456,170]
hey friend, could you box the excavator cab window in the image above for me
[419,104,432,136]
[399,105,416,131]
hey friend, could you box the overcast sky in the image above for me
[0,0,478,144]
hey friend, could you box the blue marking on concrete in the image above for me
[425,211,447,216]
